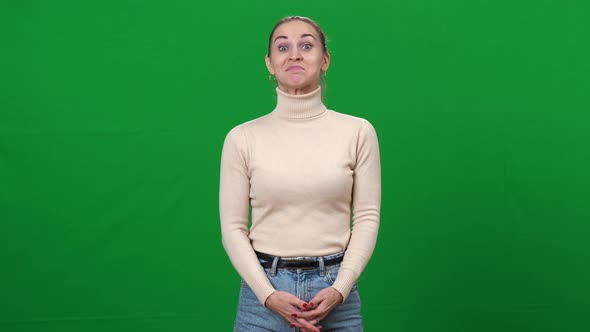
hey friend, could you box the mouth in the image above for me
[286,65,304,71]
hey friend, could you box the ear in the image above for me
[265,55,275,75]
[321,51,331,72]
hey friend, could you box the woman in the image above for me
[220,16,381,332]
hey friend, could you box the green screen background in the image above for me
[1,1,589,331]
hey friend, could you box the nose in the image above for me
[289,48,302,61]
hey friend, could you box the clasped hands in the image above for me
[265,287,344,332]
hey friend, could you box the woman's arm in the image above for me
[219,126,276,304]
[332,119,382,300]
[298,118,381,326]
[220,126,320,330]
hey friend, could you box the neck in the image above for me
[272,86,327,120]
[277,83,319,95]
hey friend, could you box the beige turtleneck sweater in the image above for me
[219,86,381,305]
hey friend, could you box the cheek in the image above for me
[269,59,282,73]
[313,55,325,68]
[272,56,286,67]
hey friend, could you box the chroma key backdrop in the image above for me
[1,1,589,331]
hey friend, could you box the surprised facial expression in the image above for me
[266,20,330,95]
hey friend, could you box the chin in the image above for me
[287,80,312,89]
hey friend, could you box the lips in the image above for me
[286,65,304,71]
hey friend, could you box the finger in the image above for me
[308,295,322,307]
[313,289,340,310]
[280,292,309,312]
[308,293,328,309]
[296,300,311,310]
[296,317,320,332]
[292,322,315,332]
[298,300,335,321]
[300,322,323,332]
[266,292,311,324]
[309,300,318,309]
[283,294,309,310]
[296,308,320,320]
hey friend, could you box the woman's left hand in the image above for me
[296,287,344,328]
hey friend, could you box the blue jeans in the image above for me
[234,252,363,331]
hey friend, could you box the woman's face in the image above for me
[266,20,330,95]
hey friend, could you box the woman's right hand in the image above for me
[265,291,321,332]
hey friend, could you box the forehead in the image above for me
[272,20,318,39]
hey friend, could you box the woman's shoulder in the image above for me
[225,113,273,135]
[327,110,377,131]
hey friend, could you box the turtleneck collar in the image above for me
[272,86,327,119]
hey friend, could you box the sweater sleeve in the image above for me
[331,119,382,300]
[219,126,276,305]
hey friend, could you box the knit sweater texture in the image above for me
[220,86,381,304]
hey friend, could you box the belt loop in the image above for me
[270,256,279,277]
[318,257,325,277]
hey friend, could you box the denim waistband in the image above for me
[256,251,345,271]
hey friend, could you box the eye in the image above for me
[302,43,313,50]
[278,45,288,52]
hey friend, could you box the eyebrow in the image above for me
[273,34,317,43]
